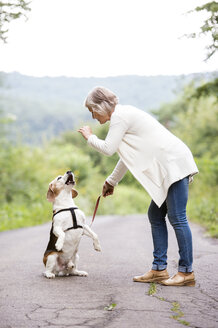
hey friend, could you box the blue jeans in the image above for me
[148,177,193,273]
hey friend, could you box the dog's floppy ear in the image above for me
[47,184,55,202]
[72,188,78,198]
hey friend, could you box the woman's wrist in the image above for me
[105,181,114,187]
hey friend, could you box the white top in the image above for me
[88,104,198,207]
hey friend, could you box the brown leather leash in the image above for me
[90,194,101,227]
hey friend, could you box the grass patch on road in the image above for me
[171,302,190,326]
[146,284,190,326]
[148,283,157,296]
[104,303,117,311]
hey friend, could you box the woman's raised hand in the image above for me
[78,126,92,140]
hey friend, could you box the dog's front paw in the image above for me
[94,242,101,252]
[67,260,74,270]
[44,272,55,279]
[55,239,64,251]
[71,270,88,276]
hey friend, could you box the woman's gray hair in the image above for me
[84,86,119,115]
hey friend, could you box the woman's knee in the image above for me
[168,212,189,228]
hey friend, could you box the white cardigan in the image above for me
[87,104,198,207]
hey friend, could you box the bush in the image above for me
[188,157,218,237]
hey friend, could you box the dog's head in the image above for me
[47,171,78,203]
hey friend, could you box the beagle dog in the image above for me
[43,170,101,278]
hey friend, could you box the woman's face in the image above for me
[88,108,110,124]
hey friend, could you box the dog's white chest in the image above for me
[62,229,83,252]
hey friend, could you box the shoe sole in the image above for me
[133,276,170,283]
[161,280,196,287]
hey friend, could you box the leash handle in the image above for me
[90,194,101,227]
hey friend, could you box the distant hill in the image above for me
[0,71,217,143]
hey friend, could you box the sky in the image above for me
[0,0,217,78]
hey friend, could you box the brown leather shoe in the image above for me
[133,269,169,283]
[160,272,195,286]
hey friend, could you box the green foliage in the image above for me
[0,201,50,231]
[148,283,157,296]
[187,1,218,60]
[173,96,218,158]
[188,157,218,238]
[192,78,218,98]
[0,0,31,42]
[170,302,188,325]
[153,82,218,158]
[104,303,116,311]
[98,185,149,216]
[0,143,51,230]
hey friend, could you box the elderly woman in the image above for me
[78,86,198,287]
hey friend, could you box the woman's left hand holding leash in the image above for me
[78,126,92,140]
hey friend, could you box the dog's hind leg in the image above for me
[83,224,101,252]
[69,254,88,277]
[44,253,57,278]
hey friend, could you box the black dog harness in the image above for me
[43,207,83,261]
[53,207,83,231]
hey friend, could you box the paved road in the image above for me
[0,214,218,328]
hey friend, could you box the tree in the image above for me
[152,82,218,158]
[0,0,31,42]
[193,77,218,98]
[187,1,218,61]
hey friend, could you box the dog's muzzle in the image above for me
[65,171,75,185]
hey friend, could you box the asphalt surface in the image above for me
[0,214,218,328]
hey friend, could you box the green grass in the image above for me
[0,201,51,231]
[148,283,157,296]
[158,297,165,301]
[104,303,117,311]
[170,302,190,326]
